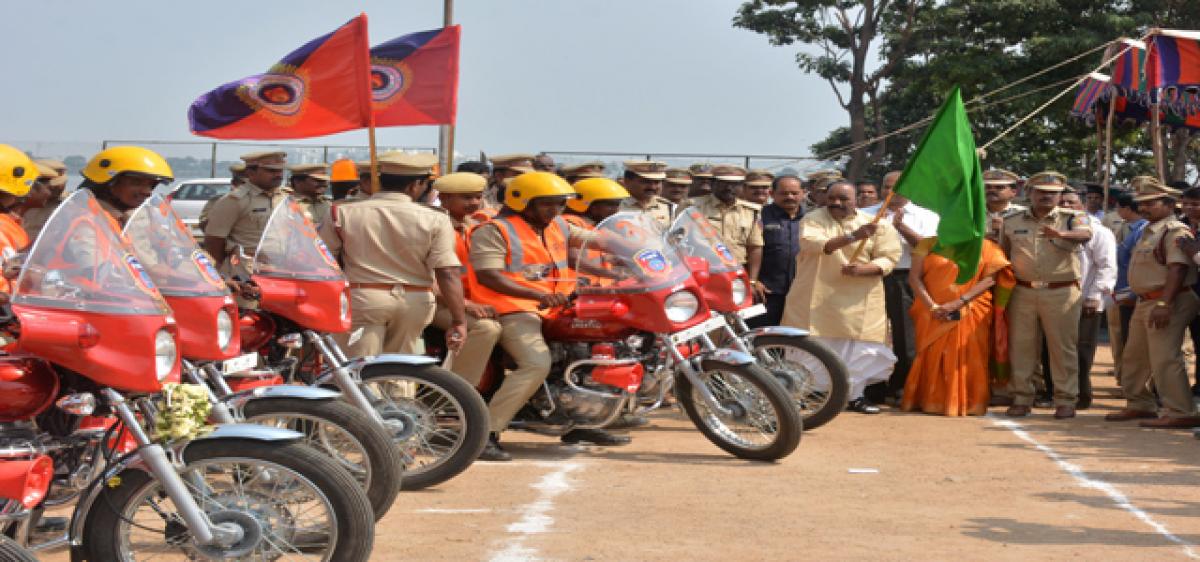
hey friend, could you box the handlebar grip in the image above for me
[535,292,578,310]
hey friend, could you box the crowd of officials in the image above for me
[3,144,1199,464]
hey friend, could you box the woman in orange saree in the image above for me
[901,238,1014,416]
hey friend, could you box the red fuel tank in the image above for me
[0,356,59,423]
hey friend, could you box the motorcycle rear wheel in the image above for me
[751,335,849,431]
[676,359,802,461]
[359,364,489,490]
[0,535,37,562]
[80,438,375,562]
[241,397,403,521]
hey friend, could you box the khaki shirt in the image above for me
[319,192,459,286]
[1001,207,1091,283]
[987,202,1027,239]
[1127,217,1196,295]
[295,194,332,230]
[689,195,764,264]
[22,193,66,241]
[96,198,135,228]
[203,184,292,255]
[620,197,676,230]
[780,208,902,343]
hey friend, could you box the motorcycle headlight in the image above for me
[154,329,177,381]
[730,278,748,305]
[216,309,233,351]
[339,291,350,322]
[664,291,699,323]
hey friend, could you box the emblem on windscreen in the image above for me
[315,238,339,269]
[192,250,225,287]
[713,242,737,265]
[633,249,671,276]
[124,254,157,294]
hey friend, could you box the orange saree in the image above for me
[901,239,1013,416]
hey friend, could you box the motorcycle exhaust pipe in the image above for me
[0,455,53,509]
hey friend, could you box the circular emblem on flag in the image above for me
[370,60,414,107]
[633,248,671,277]
[248,73,306,116]
[192,250,225,288]
[124,254,157,294]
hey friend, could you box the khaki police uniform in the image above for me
[288,163,333,229]
[984,169,1026,239]
[690,194,764,265]
[620,160,674,228]
[1001,174,1090,407]
[485,153,536,209]
[1118,181,1200,418]
[562,161,606,184]
[204,151,291,278]
[429,172,502,386]
[320,153,458,356]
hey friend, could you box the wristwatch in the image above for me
[1155,300,1169,308]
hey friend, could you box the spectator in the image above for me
[750,174,805,327]
[856,181,880,208]
[1110,190,1148,383]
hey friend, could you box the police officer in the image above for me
[320,152,466,357]
[984,169,1027,240]
[563,177,629,229]
[484,153,536,208]
[619,160,674,229]
[469,172,629,460]
[561,161,606,184]
[687,163,714,197]
[203,150,291,276]
[1001,172,1092,419]
[23,159,68,240]
[690,164,764,290]
[1105,178,1200,428]
[329,158,360,201]
[662,168,693,208]
[80,146,173,228]
[0,145,39,281]
[741,169,774,206]
[288,163,332,228]
[198,162,247,233]
[428,171,502,387]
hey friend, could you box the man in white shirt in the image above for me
[863,177,939,402]
[1060,189,1116,408]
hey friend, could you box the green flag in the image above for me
[893,86,986,284]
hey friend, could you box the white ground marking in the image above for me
[489,461,583,562]
[992,417,1200,559]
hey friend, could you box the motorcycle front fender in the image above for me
[315,353,438,386]
[696,348,757,367]
[743,325,810,344]
[224,385,342,418]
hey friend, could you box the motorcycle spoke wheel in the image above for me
[116,457,337,561]
[362,377,467,477]
[247,414,371,491]
[689,370,781,451]
[756,344,831,416]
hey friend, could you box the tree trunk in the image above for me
[1167,128,1192,182]
[847,96,868,181]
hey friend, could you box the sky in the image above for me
[3,0,847,161]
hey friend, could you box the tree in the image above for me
[734,0,925,180]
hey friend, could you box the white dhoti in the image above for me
[811,336,896,400]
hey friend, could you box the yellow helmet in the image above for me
[0,145,36,197]
[82,146,174,185]
[504,171,576,212]
[567,177,630,213]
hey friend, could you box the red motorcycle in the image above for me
[0,190,374,560]
[231,198,488,490]
[123,194,402,519]
[666,208,849,429]
[464,212,802,460]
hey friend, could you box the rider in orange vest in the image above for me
[429,172,502,388]
[0,145,39,295]
[468,172,631,460]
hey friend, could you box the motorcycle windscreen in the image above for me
[123,194,230,298]
[252,197,349,332]
[667,208,745,275]
[575,211,692,295]
[12,190,178,392]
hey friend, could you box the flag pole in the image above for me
[848,190,895,262]
[438,0,456,174]
[1101,95,1116,212]
[368,119,380,194]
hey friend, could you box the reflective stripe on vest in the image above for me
[493,215,570,274]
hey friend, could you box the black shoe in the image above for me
[561,428,631,446]
[1033,397,1054,409]
[478,434,512,461]
[608,412,649,429]
[847,398,881,414]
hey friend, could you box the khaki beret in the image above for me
[434,172,488,194]
[229,162,246,174]
[745,169,774,187]
[983,169,1020,185]
[1028,171,1068,192]
[240,150,287,168]
[490,153,536,170]
[624,160,668,180]
[35,159,66,175]
[378,151,438,176]
[711,164,747,182]
[561,161,606,178]
[806,169,842,182]
[34,162,57,179]
[289,163,329,181]
[812,175,846,192]
[664,168,693,185]
[688,163,714,178]
[1132,176,1181,202]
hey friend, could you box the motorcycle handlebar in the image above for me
[536,292,578,311]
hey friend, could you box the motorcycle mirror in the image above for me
[277,333,304,349]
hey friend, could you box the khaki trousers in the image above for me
[1119,292,1200,417]
[1007,284,1081,406]
[430,306,502,387]
[487,313,552,433]
[1106,303,1124,380]
[340,286,435,357]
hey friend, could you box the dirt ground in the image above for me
[40,344,1200,561]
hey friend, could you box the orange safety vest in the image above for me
[468,214,574,316]
[562,213,593,230]
[452,223,475,299]
[0,215,29,255]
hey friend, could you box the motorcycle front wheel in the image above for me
[80,438,375,562]
[751,335,849,430]
[0,535,36,562]
[359,364,489,490]
[241,397,403,521]
[675,359,802,461]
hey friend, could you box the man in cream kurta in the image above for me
[782,181,903,413]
